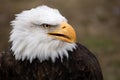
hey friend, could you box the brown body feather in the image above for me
[0,43,103,80]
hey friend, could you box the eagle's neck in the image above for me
[10,34,76,62]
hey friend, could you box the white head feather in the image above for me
[10,5,76,62]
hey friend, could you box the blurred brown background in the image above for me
[0,0,120,80]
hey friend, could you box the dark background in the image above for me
[0,0,120,80]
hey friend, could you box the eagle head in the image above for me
[10,5,77,62]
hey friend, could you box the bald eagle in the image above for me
[0,5,103,80]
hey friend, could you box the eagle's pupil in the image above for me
[46,24,49,27]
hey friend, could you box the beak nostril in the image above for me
[62,26,66,29]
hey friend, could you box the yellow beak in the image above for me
[48,22,76,43]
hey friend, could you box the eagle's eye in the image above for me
[42,24,51,28]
